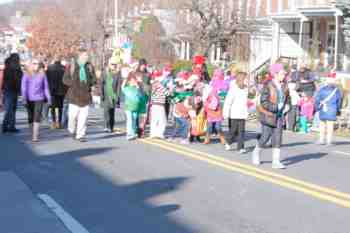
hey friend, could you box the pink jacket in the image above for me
[298,97,315,120]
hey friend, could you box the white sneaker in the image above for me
[225,144,233,151]
[272,148,286,169]
[252,145,261,165]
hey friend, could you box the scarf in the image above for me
[78,62,87,83]
[106,71,117,101]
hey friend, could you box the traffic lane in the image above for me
[180,128,350,195]
[137,139,350,233]
[14,130,350,233]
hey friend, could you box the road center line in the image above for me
[38,194,90,233]
[140,139,350,209]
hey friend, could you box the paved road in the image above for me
[1,107,350,233]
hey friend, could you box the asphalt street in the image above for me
[1,107,350,233]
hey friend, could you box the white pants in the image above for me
[150,104,167,138]
[319,120,334,144]
[68,104,89,139]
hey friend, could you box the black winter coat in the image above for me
[46,62,67,96]
[2,62,23,95]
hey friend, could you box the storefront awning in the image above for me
[298,7,343,17]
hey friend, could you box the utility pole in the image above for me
[115,0,119,47]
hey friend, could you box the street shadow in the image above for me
[282,153,328,166]
[333,141,350,146]
[0,122,195,233]
[282,141,312,148]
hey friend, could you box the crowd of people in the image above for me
[0,49,345,170]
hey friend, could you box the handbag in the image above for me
[320,88,338,112]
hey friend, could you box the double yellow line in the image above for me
[140,138,350,209]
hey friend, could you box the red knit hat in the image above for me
[152,70,163,79]
[193,55,206,65]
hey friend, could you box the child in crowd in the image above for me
[170,95,193,144]
[298,93,315,133]
[150,70,171,139]
[122,72,141,141]
[204,87,224,144]
[287,82,300,131]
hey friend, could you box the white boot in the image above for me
[252,145,261,165]
[32,122,40,142]
[272,148,285,169]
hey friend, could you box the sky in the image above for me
[0,0,13,4]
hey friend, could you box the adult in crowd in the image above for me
[252,64,289,169]
[223,72,249,154]
[136,58,151,138]
[46,58,66,129]
[292,63,316,97]
[21,59,51,142]
[101,57,123,133]
[315,74,342,146]
[63,49,96,142]
[1,53,23,133]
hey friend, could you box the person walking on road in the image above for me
[101,57,122,133]
[122,72,142,141]
[1,53,23,133]
[46,59,67,129]
[252,64,289,169]
[223,72,249,154]
[63,49,96,142]
[315,73,342,146]
[21,59,51,142]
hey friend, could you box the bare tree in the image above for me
[175,0,255,57]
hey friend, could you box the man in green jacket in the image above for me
[101,57,123,133]
[63,49,96,142]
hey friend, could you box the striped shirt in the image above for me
[151,81,170,105]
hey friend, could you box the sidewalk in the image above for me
[0,171,70,233]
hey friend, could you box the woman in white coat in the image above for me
[223,72,249,154]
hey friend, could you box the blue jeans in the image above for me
[2,91,18,130]
[207,122,222,134]
[172,117,188,139]
[126,111,138,139]
[62,101,69,128]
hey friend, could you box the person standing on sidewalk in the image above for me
[21,59,51,142]
[286,82,300,131]
[315,74,341,146]
[223,72,249,154]
[122,72,142,141]
[101,57,122,133]
[252,64,289,169]
[149,70,171,139]
[1,53,23,133]
[136,59,151,138]
[63,49,96,142]
[46,58,66,129]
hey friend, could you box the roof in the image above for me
[272,6,343,22]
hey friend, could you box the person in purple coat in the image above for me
[21,59,51,142]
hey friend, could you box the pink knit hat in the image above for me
[269,63,284,76]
